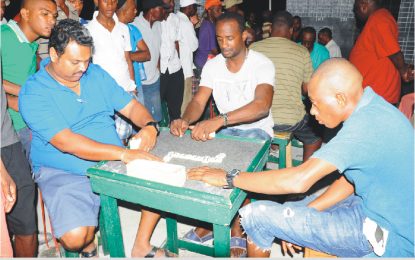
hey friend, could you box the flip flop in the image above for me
[144,246,176,258]
[80,246,98,258]
[230,236,247,257]
[182,229,213,244]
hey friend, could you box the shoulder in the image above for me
[249,50,273,65]
[204,55,225,70]
[1,24,16,41]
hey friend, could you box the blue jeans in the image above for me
[240,194,373,257]
[142,78,162,122]
[218,128,271,141]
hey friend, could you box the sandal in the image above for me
[230,236,247,257]
[80,247,98,258]
[144,246,176,258]
[182,228,213,244]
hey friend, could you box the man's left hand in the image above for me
[131,125,157,152]
[187,166,227,187]
[190,118,222,141]
[401,64,414,82]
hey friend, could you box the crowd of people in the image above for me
[1,0,413,258]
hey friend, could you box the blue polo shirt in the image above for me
[312,87,414,256]
[310,42,330,70]
[19,58,133,175]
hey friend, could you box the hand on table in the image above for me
[187,166,227,187]
[131,125,158,152]
[122,149,162,164]
[189,118,222,141]
[170,118,190,137]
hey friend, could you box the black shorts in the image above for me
[273,114,322,145]
[1,142,37,235]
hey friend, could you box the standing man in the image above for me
[160,0,183,122]
[132,0,168,122]
[1,0,58,256]
[171,13,275,257]
[318,27,342,58]
[291,15,301,42]
[188,59,414,257]
[250,11,322,161]
[350,0,414,105]
[19,19,161,257]
[177,0,199,116]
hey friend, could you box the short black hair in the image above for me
[48,19,94,56]
[318,27,332,38]
[302,26,316,39]
[216,12,245,33]
[272,11,293,29]
[293,15,301,22]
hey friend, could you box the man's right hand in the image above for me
[170,118,190,137]
[0,167,16,213]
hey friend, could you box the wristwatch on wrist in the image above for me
[219,113,229,127]
[145,121,160,136]
[223,169,241,189]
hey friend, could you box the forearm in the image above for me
[389,51,407,75]
[307,176,354,211]
[120,100,154,128]
[130,50,150,62]
[3,80,21,96]
[182,99,206,124]
[225,100,269,126]
[6,95,19,111]
[125,52,135,81]
[51,129,125,162]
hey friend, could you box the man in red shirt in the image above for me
[350,0,413,105]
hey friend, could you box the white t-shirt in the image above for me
[177,11,198,79]
[160,13,181,74]
[200,50,275,137]
[87,12,136,91]
[133,12,162,85]
[326,39,342,58]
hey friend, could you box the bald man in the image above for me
[188,59,414,257]
[1,0,57,256]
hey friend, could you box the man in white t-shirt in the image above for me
[170,12,275,257]
[86,0,136,143]
[318,27,342,58]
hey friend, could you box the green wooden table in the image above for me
[87,129,270,257]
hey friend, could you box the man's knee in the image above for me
[59,226,95,252]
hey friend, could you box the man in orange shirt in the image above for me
[350,0,414,105]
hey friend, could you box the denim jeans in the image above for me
[239,194,373,257]
[142,78,162,122]
[218,128,271,141]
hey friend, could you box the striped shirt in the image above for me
[250,37,313,125]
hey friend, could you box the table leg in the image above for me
[99,194,125,257]
[165,216,179,254]
[213,224,230,257]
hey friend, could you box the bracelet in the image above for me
[120,148,128,163]
[219,113,228,127]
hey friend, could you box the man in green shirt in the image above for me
[250,11,322,161]
[1,0,57,256]
[1,0,57,158]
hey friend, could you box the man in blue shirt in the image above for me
[19,19,160,257]
[300,26,330,70]
[188,58,414,257]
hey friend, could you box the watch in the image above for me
[223,169,241,189]
[145,121,160,136]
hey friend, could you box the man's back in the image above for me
[312,88,414,256]
[250,37,313,126]
[349,8,400,104]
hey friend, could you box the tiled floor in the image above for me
[37,147,306,258]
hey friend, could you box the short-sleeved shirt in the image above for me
[312,87,414,256]
[1,20,38,131]
[349,9,401,104]
[86,11,135,92]
[195,19,217,69]
[160,13,181,74]
[325,39,342,58]
[127,23,144,88]
[19,58,132,176]
[200,50,275,137]
[309,42,330,70]
[250,37,313,125]
[132,12,162,85]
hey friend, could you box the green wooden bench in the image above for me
[87,131,270,257]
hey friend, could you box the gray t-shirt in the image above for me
[1,86,19,148]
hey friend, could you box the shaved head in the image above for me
[20,0,57,42]
[21,0,55,9]
[308,58,364,128]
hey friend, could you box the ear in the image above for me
[20,8,30,22]
[335,93,347,107]
[242,30,248,42]
[49,47,59,62]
